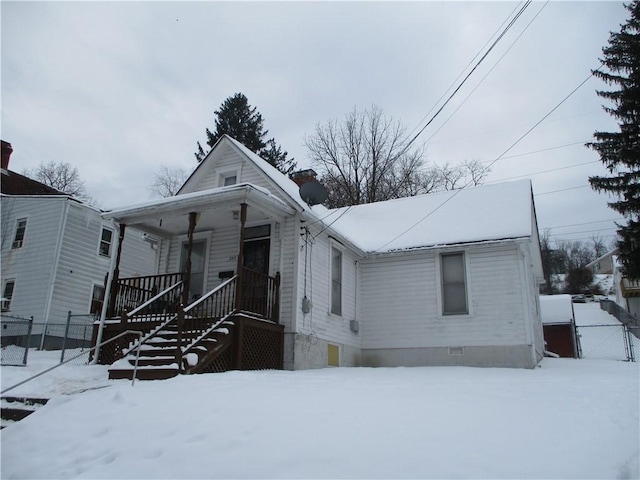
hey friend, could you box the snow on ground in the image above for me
[1,303,639,480]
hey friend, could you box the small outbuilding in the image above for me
[540,295,578,358]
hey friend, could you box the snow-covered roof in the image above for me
[103,183,293,219]
[539,295,575,325]
[326,179,535,253]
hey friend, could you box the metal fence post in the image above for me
[60,311,72,364]
[23,316,34,365]
[625,326,636,362]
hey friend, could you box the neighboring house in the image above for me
[540,294,578,358]
[611,252,640,318]
[97,135,545,379]
[587,250,617,275]
[0,141,157,340]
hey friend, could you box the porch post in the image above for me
[182,212,198,306]
[107,223,126,316]
[235,203,248,311]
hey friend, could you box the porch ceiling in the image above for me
[102,184,295,236]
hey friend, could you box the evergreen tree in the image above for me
[195,93,296,174]
[587,1,640,279]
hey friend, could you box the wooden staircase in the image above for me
[103,270,284,381]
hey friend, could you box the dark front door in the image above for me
[242,226,270,315]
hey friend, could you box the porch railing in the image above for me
[110,273,185,317]
[240,268,280,322]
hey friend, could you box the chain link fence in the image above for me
[576,324,637,362]
[1,314,34,366]
[1,312,97,366]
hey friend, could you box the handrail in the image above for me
[122,314,178,356]
[184,276,237,313]
[1,330,145,395]
[182,310,237,353]
[127,280,183,317]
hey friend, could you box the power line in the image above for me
[535,184,590,196]
[423,1,549,145]
[372,69,598,252]
[541,218,624,230]
[487,160,598,183]
[401,1,533,158]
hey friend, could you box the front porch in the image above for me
[93,184,294,379]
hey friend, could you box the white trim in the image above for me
[218,168,241,188]
[436,249,472,319]
[329,241,343,317]
[98,225,115,258]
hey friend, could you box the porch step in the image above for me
[108,366,179,381]
[1,396,49,429]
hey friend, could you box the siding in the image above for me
[190,149,275,195]
[1,196,64,323]
[360,243,528,349]
[293,224,360,348]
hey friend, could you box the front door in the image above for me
[181,239,206,303]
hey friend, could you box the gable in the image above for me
[178,136,305,212]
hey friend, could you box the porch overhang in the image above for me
[102,183,295,236]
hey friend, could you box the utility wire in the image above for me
[406,1,527,139]
[399,1,533,160]
[372,69,598,253]
[487,160,599,183]
[423,1,549,145]
[541,218,624,230]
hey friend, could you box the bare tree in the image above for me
[304,105,427,208]
[150,165,189,198]
[305,106,492,207]
[23,160,93,203]
[590,234,608,259]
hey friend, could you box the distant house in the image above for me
[0,140,157,341]
[587,250,618,275]
[97,135,545,379]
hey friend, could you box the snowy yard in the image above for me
[1,303,639,479]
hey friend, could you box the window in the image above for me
[441,252,468,315]
[2,280,15,312]
[219,170,239,187]
[331,247,342,315]
[99,227,114,257]
[90,284,105,316]
[12,218,27,249]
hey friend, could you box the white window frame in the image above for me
[330,245,343,316]
[218,169,240,187]
[440,251,469,316]
[98,226,114,257]
[2,279,16,312]
[12,218,27,249]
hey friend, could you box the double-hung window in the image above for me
[2,280,15,312]
[331,247,342,316]
[441,252,468,315]
[99,227,114,257]
[12,218,27,249]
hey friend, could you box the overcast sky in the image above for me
[1,1,631,249]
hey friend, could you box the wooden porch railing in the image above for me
[240,268,280,322]
[110,273,185,317]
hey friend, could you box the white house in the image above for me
[97,135,545,379]
[0,141,157,340]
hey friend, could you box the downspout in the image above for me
[40,198,70,350]
[92,219,120,364]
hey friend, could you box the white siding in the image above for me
[1,196,64,323]
[360,243,529,350]
[293,225,360,348]
[189,148,278,197]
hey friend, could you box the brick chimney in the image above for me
[1,140,13,170]
[290,168,317,187]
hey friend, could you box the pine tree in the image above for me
[587,1,640,279]
[195,93,296,174]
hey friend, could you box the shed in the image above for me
[540,295,578,358]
